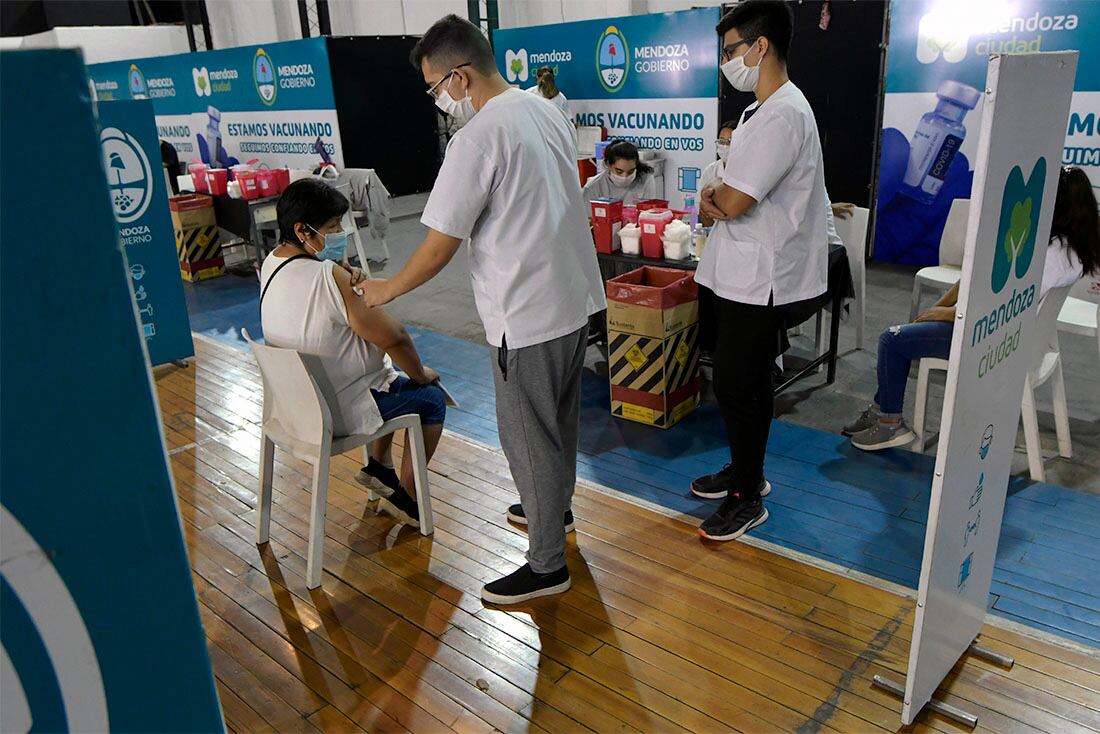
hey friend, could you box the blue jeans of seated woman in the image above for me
[874,321,954,416]
[370,376,447,426]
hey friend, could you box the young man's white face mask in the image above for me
[720,39,764,93]
[435,74,476,123]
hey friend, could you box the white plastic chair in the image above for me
[1057,275,1100,365]
[242,329,433,589]
[909,199,969,322]
[912,284,1075,481]
[814,206,870,356]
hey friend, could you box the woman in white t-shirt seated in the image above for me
[259,180,446,527]
[582,140,659,207]
[527,66,571,120]
[844,167,1100,451]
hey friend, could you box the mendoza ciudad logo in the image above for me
[971,157,1046,379]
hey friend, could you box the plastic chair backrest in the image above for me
[939,199,970,267]
[1030,283,1074,371]
[833,206,869,268]
[242,328,331,450]
[334,182,369,269]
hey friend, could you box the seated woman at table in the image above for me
[582,140,659,207]
[844,167,1099,451]
[259,179,446,526]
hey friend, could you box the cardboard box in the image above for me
[591,198,623,254]
[175,224,221,265]
[606,267,700,428]
[169,194,216,231]
[179,257,225,282]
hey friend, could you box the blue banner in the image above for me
[88,38,343,169]
[874,0,1100,264]
[493,9,719,101]
[1,49,222,732]
[98,100,195,366]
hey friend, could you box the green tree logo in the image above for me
[991,158,1045,293]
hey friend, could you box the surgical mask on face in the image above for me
[609,170,636,187]
[435,76,476,123]
[716,142,730,161]
[305,226,348,261]
[721,44,762,92]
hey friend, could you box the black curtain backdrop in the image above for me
[719,0,887,207]
[327,36,441,197]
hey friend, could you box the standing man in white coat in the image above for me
[358,15,606,604]
[691,0,828,541]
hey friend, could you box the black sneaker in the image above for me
[378,487,420,528]
[691,465,772,500]
[506,504,576,533]
[698,493,769,542]
[356,459,398,498]
[481,563,571,605]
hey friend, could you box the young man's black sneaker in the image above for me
[481,563,571,605]
[698,492,769,542]
[378,487,420,528]
[506,504,575,533]
[691,464,772,500]
[356,458,398,498]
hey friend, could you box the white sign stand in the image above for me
[871,51,1078,728]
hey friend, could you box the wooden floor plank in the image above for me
[160,340,1100,734]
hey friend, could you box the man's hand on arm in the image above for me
[359,228,462,307]
[712,183,757,220]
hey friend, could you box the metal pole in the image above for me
[864,0,890,260]
[872,675,979,729]
[198,0,213,50]
[968,641,1015,669]
[297,0,312,37]
[181,0,197,52]
[317,0,331,35]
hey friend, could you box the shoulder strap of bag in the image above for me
[259,254,313,310]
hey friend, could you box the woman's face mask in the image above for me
[716,140,731,161]
[609,168,637,188]
[435,73,476,124]
[305,225,348,261]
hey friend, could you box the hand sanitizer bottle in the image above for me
[899,80,981,205]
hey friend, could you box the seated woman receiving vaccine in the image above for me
[259,179,447,525]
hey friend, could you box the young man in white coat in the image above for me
[693,0,828,541]
[357,15,606,604]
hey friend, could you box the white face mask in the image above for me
[716,142,730,161]
[609,170,636,187]
[721,43,762,92]
[435,75,475,124]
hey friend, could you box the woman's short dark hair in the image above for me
[412,14,496,75]
[276,179,349,244]
[717,0,794,63]
[719,119,739,134]
[1051,166,1100,275]
[603,139,653,176]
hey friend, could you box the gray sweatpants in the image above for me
[492,324,588,573]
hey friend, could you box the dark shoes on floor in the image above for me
[481,563,571,604]
[692,464,772,500]
[507,504,576,533]
[378,487,420,528]
[356,458,399,498]
[698,478,771,542]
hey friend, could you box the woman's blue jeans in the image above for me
[874,321,954,415]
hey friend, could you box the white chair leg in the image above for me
[256,435,275,544]
[361,445,377,501]
[909,280,923,323]
[1051,358,1073,459]
[306,451,331,589]
[407,421,433,536]
[913,362,931,452]
[1020,378,1045,482]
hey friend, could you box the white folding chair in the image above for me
[912,284,1075,481]
[242,329,433,589]
[814,206,870,357]
[909,199,969,322]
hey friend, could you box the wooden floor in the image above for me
[157,337,1100,734]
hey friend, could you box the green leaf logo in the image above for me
[991,158,1045,294]
[510,58,524,76]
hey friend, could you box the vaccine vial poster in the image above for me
[98,99,195,366]
[901,52,1076,725]
[493,8,721,210]
[874,0,1100,264]
[1,49,222,732]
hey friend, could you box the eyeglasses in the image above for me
[426,62,472,99]
[714,139,731,146]
[721,37,759,63]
